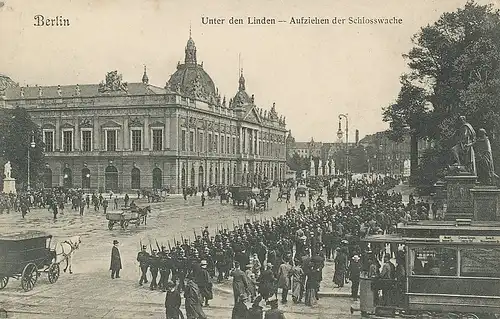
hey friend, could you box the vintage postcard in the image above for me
[1,0,499,318]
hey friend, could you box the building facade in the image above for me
[1,35,288,193]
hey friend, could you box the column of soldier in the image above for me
[135,177,416,310]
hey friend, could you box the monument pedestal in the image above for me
[445,175,476,220]
[3,178,16,194]
[470,186,500,221]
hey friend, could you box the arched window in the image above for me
[222,167,226,186]
[215,167,219,185]
[105,166,118,191]
[181,166,186,188]
[209,167,213,185]
[153,167,162,190]
[43,167,52,188]
[62,167,72,188]
[233,166,237,185]
[131,167,141,190]
[198,166,204,190]
[190,166,195,187]
[81,168,90,189]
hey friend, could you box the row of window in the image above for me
[43,166,163,190]
[180,130,285,157]
[411,246,500,278]
[43,129,164,152]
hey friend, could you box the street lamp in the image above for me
[27,133,35,190]
[337,113,349,196]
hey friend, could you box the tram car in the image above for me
[355,220,500,319]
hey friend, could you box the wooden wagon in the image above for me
[106,206,149,230]
[0,230,60,292]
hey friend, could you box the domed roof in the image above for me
[166,35,218,102]
[0,74,18,92]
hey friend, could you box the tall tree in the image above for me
[386,1,500,188]
[0,107,45,189]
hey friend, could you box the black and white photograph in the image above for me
[1,0,500,318]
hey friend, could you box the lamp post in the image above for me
[337,113,349,195]
[27,133,35,190]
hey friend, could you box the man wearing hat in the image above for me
[110,240,122,279]
[137,245,150,286]
[264,296,286,319]
[347,255,361,301]
[164,281,182,319]
[195,260,212,307]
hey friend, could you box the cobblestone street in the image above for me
[0,190,360,318]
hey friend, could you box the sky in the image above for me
[0,0,497,142]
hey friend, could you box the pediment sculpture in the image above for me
[98,70,128,93]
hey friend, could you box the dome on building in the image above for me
[0,74,18,92]
[166,34,218,102]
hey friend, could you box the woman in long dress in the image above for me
[290,259,305,304]
[333,247,347,287]
[304,263,321,306]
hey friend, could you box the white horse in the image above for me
[55,236,81,274]
[249,198,257,212]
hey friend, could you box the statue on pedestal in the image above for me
[4,161,11,179]
[474,128,499,185]
[450,116,476,175]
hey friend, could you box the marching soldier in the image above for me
[158,246,170,291]
[149,249,159,290]
[137,245,150,286]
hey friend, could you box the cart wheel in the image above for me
[108,221,114,230]
[123,221,129,229]
[48,263,60,284]
[0,276,8,289]
[21,263,38,291]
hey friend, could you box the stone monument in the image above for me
[470,128,500,221]
[3,161,16,194]
[445,116,477,220]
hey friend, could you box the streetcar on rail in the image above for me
[355,220,500,319]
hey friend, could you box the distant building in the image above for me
[1,34,288,193]
[359,131,432,176]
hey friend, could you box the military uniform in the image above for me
[137,247,150,285]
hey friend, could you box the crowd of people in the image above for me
[129,176,433,318]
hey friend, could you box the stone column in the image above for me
[164,113,170,149]
[239,127,243,154]
[256,130,259,155]
[123,117,129,150]
[93,117,100,151]
[55,118,61,151]
[75,119,80,151]
[144,117,150,150]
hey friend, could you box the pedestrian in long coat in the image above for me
[290,260,305,304]
[110,240,122,279]
[258,264,276,300]
[277,259,292,303]
[333,247,347,287]
[231,262,249,303]
[165,281,182,319]
[184,278,207,319]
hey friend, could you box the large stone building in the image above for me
[0,34,288,193]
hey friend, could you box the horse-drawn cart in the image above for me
[0,230,60,292]
[106,206,150,230]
